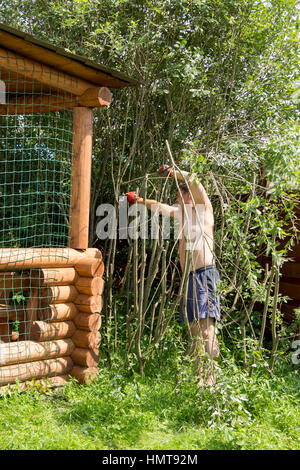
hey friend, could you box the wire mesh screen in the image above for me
[0,50,79,389]
[0,112,73,248]
[0,63,75,249]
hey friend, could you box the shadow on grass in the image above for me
[47,382,145,449]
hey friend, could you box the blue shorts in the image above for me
[179,265,221,322]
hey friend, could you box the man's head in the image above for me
[176,183,192,206]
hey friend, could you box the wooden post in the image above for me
[70,107,93,249]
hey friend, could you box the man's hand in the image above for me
[157,164,173,177]
[126,191,142,203]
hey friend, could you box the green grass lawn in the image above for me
[0,354,299,450]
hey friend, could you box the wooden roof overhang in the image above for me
[0,23,139,114]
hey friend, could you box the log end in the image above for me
[70,365,98,384]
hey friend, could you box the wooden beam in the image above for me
[70,107,93,249]
[0,338,75,367]
[74,294,103,313]
[0,94,74,115]
[74,257,104,278]
[72,330,101,349]
[0,46,95,96]
[37,302,78,322]
[71,348,99,368]
[74,312,102,331]
[31,268,78,287]
[77,87,111,107]
[29,320,76,342]
[40,285,78,304]
[0,87,111,114]
[0,248,86,271]
[0,248,102,271]
[75,276,104,296]
[0,356,73,386]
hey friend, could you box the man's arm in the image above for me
[157,165,212,210]
[126,191,180,218]
[140,198,180,218]
[173,169,211,207]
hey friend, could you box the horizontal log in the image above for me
[77,87,112,107]
[75,295,103,313]
[0,94,76,115]
[75,258,104,278]
[0,356,73,386]
[31,268,78,287]
[37,302,78,322]
[74,312,101,332]
[74,249,103,277]
[85,248,103,258]
[0,374,70,395]
[0,248,86,271]
[0,88,111,115]
[71,347,99,368]
[0,338,75,366]
[41,285,78,304]
[75,276,104,296]
[70,365,98,385]
[28,321,76,342]
[72,330,101,349]
[0,46,92,96]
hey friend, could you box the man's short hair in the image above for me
[178,182,189,194]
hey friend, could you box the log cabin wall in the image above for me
[0,23,137,392]
[0,247,104,391]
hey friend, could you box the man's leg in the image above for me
[200,317,220,385]
[189,321,206,386]
[200,317,219,358]
[190,318,219,386]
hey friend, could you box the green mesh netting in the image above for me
[0,112,73,248]
[0,89,74,248]
[0,53,79,389]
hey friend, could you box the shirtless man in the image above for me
[126,165,221,386]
